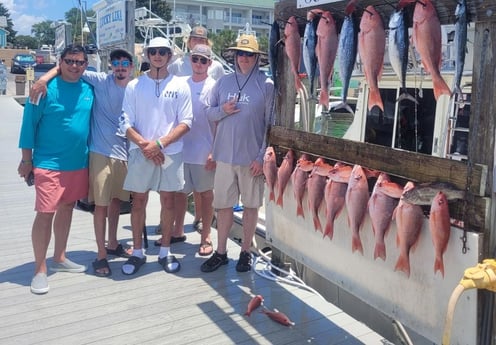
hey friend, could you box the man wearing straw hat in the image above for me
[201,34,274,273]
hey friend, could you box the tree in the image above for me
[31,21,55,47]
[211,29,237,56]
[136,0,170,21]
[64,7,96,45]
[0,2,17,44]
[13,35,38,49]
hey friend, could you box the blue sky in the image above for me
[4,0,99,35]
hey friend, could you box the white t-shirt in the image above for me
[121,73,193,155]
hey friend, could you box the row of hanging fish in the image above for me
[273,0,468,113]
[263,147,466,278]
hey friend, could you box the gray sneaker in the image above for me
[50,258,87,273]
[31,273,49,294]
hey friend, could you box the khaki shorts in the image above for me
[34,167,88,213]
[213,161,264,209]
[88,152,130,206]
[124,149,184,193]
[182,163,215,194]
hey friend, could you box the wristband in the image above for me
[21,160,32,164]
[156,140,164,149]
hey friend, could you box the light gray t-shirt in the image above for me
[83,71,128,161]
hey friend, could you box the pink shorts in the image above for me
[34,167,89,213]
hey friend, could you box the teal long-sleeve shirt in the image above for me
[18,76,94,171]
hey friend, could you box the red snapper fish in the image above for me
[368,173,399,260]
[307,158,327,232]
[323,177,348,240]
[263,146,277,202]
[291,154,312,218]
[261,308,295,326]
[345,165,370,254]
[244,294,264,316]
[358,5,386,112]
[399,0,451,100]
[429,191,451,277]
[393,182,424,278]
[276,149,295,207]
[284,16,303,91]
[316,10,339,109]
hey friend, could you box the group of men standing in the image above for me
[18,26,274,294]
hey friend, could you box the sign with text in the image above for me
[296,0,340,8]
[97,0,126,46]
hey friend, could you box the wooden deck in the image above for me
[0,96,388,345]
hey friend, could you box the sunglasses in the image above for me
[63,58,87,67]
[191,56,209,64]
[236,51,255,57]
[148,47,170,56]
[111,60,131,67]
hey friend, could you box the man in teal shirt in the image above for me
[18,44,94,294]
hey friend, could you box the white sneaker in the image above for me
[50,258,87,273]
[30,273,49,294]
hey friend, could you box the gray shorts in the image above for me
[182,163,215,194]
[213,161,264,209]
[124,149,184,193]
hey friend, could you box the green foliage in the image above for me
[31,21,56,47]
[136,0,171,21]
[13,35,38,49]
[210,29,237,56]
[0,2,17,43]
[65,7,96,45]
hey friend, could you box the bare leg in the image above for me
[172,192,187,237]
[106,198,122,249]
[214,207,233,254]
[32,212,54,274]
[130,192,148,250]
[93,205,108,260]
[160,191,175,247]
[240,207,258,253]
[193,191,202,223]
[200,190,214,244]
[52,201,75,263]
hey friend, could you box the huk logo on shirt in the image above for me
[163,90,178,98]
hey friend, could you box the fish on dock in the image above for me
[245,294,264,316]
[261,308,295,326]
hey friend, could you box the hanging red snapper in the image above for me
[345,165,370,254]
[291,154,312,218]
[400,0,451,100]
[276,149,295,207]
[358,5,385,112]
[316,10,339,109]
[263,146,278,202]
[307,158,327,232]
[429,191,451,277]
[244,294,264,316]
[284,16,303,91]
[368,173,398,260]
[393,182,424,278]
[323,179,348,240]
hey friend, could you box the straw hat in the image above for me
[222,34,268,66]
[226,34,266,55]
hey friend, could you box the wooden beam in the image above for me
[269,126,486,195]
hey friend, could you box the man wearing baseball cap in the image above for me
[201,34,274,273]
[119,37,193,275]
